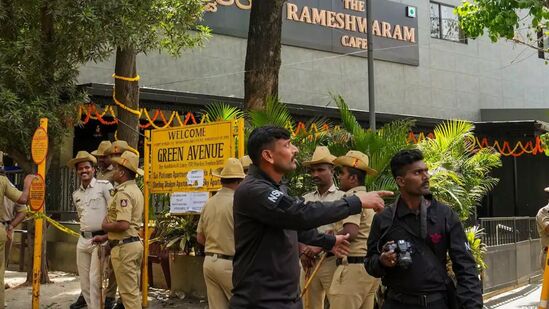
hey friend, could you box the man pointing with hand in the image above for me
[230,126,393,309]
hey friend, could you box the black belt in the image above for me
[109,236,140,247]
[80,230,105,239]
[386,290,446,306]
[205,252,233,260]
[336,256,365,266]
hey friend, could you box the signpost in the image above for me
[141,118,244,306]
[149,120,236,195]
[31,118,48,309]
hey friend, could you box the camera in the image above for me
[384,240,413,269]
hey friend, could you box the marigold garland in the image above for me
[79,103,546,157]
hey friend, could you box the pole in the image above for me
[237,118,245,158]
[31,118,48,309]
[367,0,376,132]
[300,253,327,298]
[142,130,151,307]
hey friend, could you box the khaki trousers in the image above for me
[301,256,337,309]
[111,241,143,309]
[328,263,379,309]
[77,236,102,309]
[105,258,117,298]
[0,226,6,308]
[203,255,233,309]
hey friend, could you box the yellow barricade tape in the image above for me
[26,210,81,238]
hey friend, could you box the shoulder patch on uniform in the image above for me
[120,199,128,207]
[267,190,284,203]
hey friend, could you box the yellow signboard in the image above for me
[31,127,48,165]
[29,175,46,212]
[150,121,234,193]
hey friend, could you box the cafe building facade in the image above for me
[74,0,549,217]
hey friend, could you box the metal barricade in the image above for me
[479,217,539,246]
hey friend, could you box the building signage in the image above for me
[150,121,234,193]
[203,0,419,66]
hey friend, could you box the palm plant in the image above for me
[202,102,243,122]
[333,95,414,193]
[418,120,501,221]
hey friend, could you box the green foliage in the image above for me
[464,226,488,272]
[418,120,501,221]
[0,0,113,169]
[334,96,414,193]
[456,0,549,46]
[151,211,199,254]
[541,132,549,156]
[247,96,295,129]
[203,102,244,122]
[0,0,209,170]
[87,0,210,55]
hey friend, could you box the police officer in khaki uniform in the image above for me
[197,158,245,309]
[102,140,133,309]
[68,151,113,309]
[239,155,252,174]
[536,186,549,270]
[0,171,34,307]
[300,146,345,309]
[329,150,379,309]
[93,151,144,309]
[0,168,27,269]
[92,141,115,183]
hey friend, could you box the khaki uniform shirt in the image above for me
[96,166,115,183]
[73,178,112,232]
[0,176,22,222]
[537,203,549,248]
[196,187,235,256]
[334,186,374,257]
[303,184,345,233]
[106,180,144,240]
[2,179,26,222]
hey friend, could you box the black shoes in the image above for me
[69,294,87,309]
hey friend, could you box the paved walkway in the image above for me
[5,270,207,308]
[484,283,541,309]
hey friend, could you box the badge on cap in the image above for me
[120,199,128,207]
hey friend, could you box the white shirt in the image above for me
[72,178,112,232]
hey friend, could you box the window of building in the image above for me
[430,2,466,43]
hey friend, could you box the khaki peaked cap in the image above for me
[91,141,112,157]
[239,155,252,170]
[334,150,377,175]
[212,158,246,179]
[302,146,336,166]
[68,151,97,168]
[111,151,144,176]
[105,140,131,156]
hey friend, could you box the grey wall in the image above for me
[78,0,549,121]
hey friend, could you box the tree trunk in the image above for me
[244,0,285,111]
[114,47,140,149]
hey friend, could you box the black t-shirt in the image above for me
[230,165,362,309]
[365,196,483,309]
